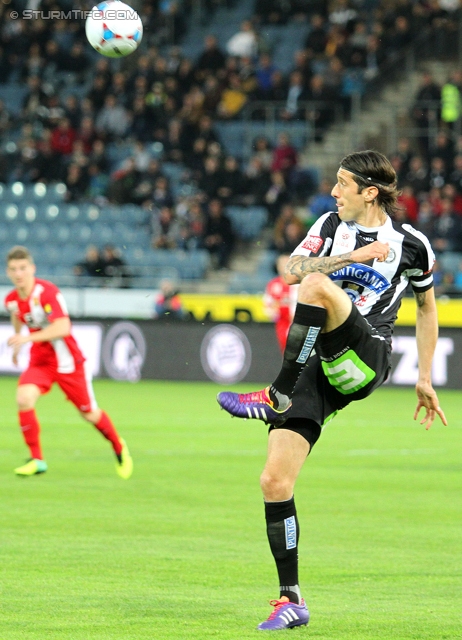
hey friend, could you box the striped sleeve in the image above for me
[291,212,338,258]
[402,224,435,292]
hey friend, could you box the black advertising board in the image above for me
[1,320,461,389]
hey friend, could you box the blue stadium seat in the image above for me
[42,204,62,223]
[0,84,28,113]
[0,223,9,243]
[215,121,311,159]
[26,182,48,202]
[33,224,51,243]
[119,204,149,226]
[40,244,64,266]
[228,273,269,294]
[117,225,150,247]
[90,223,115,244]
[257,250,279,276]
[50,224,72,243]
[128,249,208,280]
[106,143,132,169]
[26,244,46,262]
[139,250,168,268]
[133,229,151,247]
[439,252,462,276]
[112,222,134,244]
[20,183,62,204]
[271,23,310,73]
[79,204,101,222]
[125,246,149,265]
[62,204,82,222]
[13,225,30,243]
[99,205,126,224]
[130,266,180,288]
[47,264,74,277]
[71,223,92,244]
[162,162,185,182]
[169,249,210,279]
[1,182,26,201]
[227,205,268,240]
[48,183,68,202]
[21,204,39,223]
[0,203,19,222]
[58,244,83,266]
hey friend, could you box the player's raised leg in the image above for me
[257,427,312,630]
[217,273,352,424]
[14,383,48,476]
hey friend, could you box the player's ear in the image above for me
[364,186,378,202]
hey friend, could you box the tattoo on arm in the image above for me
[415,291,426,307]
[287,253,355,280]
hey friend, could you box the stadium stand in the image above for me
[0,0,461,293]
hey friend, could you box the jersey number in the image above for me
[321,350,375,394]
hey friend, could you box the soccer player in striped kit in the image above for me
[218,150,447,630]
[5,245,133,479]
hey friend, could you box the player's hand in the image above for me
[7,334,29,348]
[414,380,447,430]
[352,241,390,263]
[12,346,21,366]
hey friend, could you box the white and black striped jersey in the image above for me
[292,212,435,343]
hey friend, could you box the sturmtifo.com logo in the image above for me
[10,9,139,19]
[102,322,146,382]
[200,324,251,384]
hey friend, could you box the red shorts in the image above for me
[19,362,98,413]
[275,318,291,353]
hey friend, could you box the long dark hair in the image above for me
[340,150,401,215]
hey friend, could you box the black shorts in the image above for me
[271,305,391,444]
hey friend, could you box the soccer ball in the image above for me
[85,1,143,58]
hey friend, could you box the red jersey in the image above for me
[4,278,85,373]
[263,276,294,323]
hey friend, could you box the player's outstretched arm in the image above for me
[285,241,390,284]
[414,288,447,430]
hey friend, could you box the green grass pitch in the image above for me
[0,377,461,639]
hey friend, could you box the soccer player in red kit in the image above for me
[263,255,298,352]
[4,245,133,479]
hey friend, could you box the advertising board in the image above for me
[0,321,460,389]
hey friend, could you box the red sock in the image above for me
[94,411,122,456]
[19,410,43,460]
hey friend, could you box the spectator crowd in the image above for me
[0,0,461,289]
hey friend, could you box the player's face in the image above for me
[332,169,372,223]
[6,258,36,291]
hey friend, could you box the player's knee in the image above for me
[16,390,37,411]
[260,470,293,501]
[298,272,332,304]
[80,409,101,424]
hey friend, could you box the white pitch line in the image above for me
[346,448,446,457]
[144,449,264,457]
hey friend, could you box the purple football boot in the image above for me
[217,387,291,426]
[258,597,309,631]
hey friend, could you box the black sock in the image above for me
[270,303,327,405]
[265,497,301,604]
